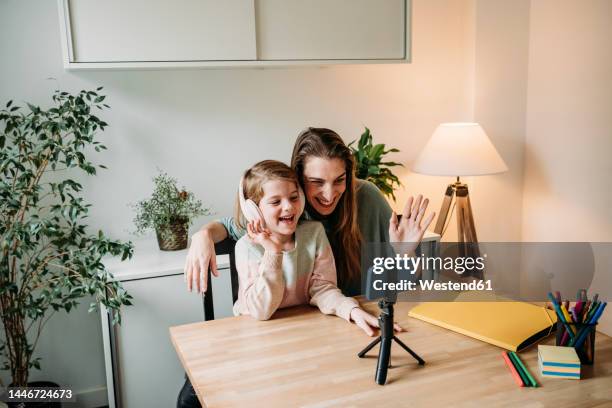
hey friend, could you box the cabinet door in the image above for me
[111,272,233,408]
[67,0,256,62]
[255,0,407,60]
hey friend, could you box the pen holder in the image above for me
[556,322,597,365]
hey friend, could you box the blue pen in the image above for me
[574,302,607,349]
[548,292,575,341]
[589,302,606,325]
[573,302,605,348]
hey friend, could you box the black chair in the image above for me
[203,238,239,321]
[178,238,239,408]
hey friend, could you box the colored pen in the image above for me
[502,352,524,387]
[508,352,530,387]
[573,302,607,348]
[548,293,576,341]
[510,352,537,387]
[560,304,576,335]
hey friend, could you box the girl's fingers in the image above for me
[357,318,375,336]
[363,312,380,328]
[394,323,405,332]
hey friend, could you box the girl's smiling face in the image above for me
[258,179,302,236]
[302,157,347,216]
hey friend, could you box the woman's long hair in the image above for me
[291,128,362,292]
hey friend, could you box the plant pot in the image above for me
[156,221,188,251]
[5,381,63,408]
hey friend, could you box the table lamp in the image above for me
[412,123,508,244]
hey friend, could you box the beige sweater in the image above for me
[233,221,359,321]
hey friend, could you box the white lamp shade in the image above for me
[412,123,508,176]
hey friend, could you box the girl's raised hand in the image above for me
[246,219,282,253]
[389,194,436,254]
[350,308,404,336]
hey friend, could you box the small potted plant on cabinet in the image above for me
[132,172,210,251]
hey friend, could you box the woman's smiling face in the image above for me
[302,157,347,216]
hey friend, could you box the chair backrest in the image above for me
[203,238,238,321]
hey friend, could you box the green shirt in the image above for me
[220,179,392,294]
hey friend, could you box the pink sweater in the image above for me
[232,221,359,321]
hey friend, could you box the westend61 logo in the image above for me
[371,253,486,276]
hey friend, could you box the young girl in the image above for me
[232,160,379,329]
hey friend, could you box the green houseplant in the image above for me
[132,172,210,251]
[0,89,133,387]
[349,127,403,201]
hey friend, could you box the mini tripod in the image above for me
[358,299,425,385]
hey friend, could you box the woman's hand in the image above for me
[389,195,436,254]
[184,229,218,293]
[350,308,404,336]
[247,220,282,254]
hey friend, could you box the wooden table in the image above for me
[170,302,612,407]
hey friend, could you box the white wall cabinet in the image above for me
[58,0,410,69]
[101,241,233,408]
[256,0,406,61]
[65,0,256,63]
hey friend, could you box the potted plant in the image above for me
[0,89,133,392]
[132,172,210,251]
[349,127,404,201]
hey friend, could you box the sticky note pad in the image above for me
[538,345,581,379]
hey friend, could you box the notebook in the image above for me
[408,300,557,351]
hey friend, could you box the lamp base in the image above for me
[434,178,482,278]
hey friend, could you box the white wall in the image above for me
[521,0,612,334]
[0,0,479,404]
[395,0,531,244]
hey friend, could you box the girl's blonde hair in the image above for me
[234,160,299,229]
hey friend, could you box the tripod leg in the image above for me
[393,336,425,365]
[358,337,381,358]
[375,336,392,385]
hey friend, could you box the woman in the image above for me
[178,127,434,408]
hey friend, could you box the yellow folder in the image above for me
[408,301,558,351]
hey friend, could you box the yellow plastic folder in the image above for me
[408,301,558,351]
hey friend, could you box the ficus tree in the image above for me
[0,89,133,386]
